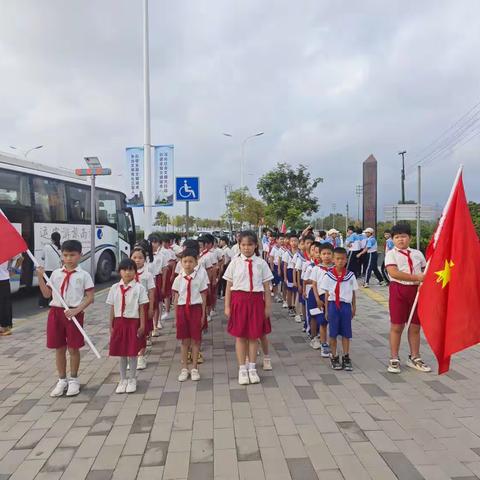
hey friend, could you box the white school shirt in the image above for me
[175,264,210,283]
[222,245,233,264]
[282,249,296,269]
[48,266,94,308]
[0,262,9,281]
[309,265,331,287]
[223,254,273,292]
[106,280,149,318]
[231,243,240,256]
[172,243,183,255]
[161,247,177,263]
[215,247,224,263]
[319,270,358,304]
[198,249,217,270]
[41,243,62,271]
[384,248,426,285]
[295,252,308,271]
[150,250,168,276]
[365,236,378,253]
[136,267,155,292]
[172,268,209,305]
[269,245,280,265]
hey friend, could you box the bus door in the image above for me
[117,210,132,261]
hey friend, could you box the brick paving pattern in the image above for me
[1,286,480,479]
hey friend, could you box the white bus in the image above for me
[0,153,136,292]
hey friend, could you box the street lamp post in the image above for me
[223,132,264,189]
[355,185,363,222]
[9,145,44,158]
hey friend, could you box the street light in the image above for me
[9,145,44,158]
[223,132,264,189]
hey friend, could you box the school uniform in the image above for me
[308,265,331,328]
[282,249,297,292]
[151,250,168,301]
[269,244,281,286]
[364,236,383,284]
[223,254,273,339]
[381,238,394,283]
[294,251,308,303]
[161,247,177,298]
[358,234,368,276]
[326,236,341,248]
[135,267,156,334]
[172,269,209,342]
[39,243,62,307]
[385,248,426,325]
[46,266,94,349]
[0,262,12,329]
[107,280,149,356]
[231,243,240,257]
[345,234,359,277]
[218,245,232,297]
[301,260,316,332]
[198,249,217,307]
[319,268,358,339]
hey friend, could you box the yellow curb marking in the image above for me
[360,287,389,308]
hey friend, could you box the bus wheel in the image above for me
[96,251,114,283]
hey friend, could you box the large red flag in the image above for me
[417,172,480,374]
[0,212,28,264]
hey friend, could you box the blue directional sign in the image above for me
[176,177,200,202]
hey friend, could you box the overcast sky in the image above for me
[1,0,479,225]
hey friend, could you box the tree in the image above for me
[257,163,323,226]
[468,202,480,236]
[227,187,266,227]
[154,211,169,230]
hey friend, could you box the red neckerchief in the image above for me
[397,249,413,274]
[331,267,346,310]
[304,249,310,261]
[199,247,211,258]
[313,258,320,265]
[184,274,192,316]
[120,284,131,317]
[245,257,254,292]
[60,268,76,296]
[135,267,145,283]
[320,265,330,271]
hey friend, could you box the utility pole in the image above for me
[417,166,421,250]
[398,150,406,204]
[345,203,349,235]
[332,203,337,229]
[355,185,362,223]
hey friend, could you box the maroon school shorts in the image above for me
[176,304,204,342]
[227,291,271,339]
[47,307,85,349]
[389,282,420,325]
[109,317,146,357]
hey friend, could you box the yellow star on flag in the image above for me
[435,259,455,288]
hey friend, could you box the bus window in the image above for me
[33,177,67,222]
[66,185,91,222]
[0,171,31,206]
[97,191,121,225]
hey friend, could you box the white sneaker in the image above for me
[66,378,80,397]
[248,369,260,384]
[190,368,200,381]
[363,283,369,288]
[406,356,431,373]
[294,314,302,323]
[282,301,288,308]
[388,359,401,374]
[126,378,137,393]
[238,369,250,385]
[263,357,272,371]
[320,343,331,358]
[50,378,68,397]
[178,369,190,382]
[157,321,163,330]
[207,314,212,322]
[151,328,160,337]
[310,337,321,350]
[161,312,168,321]
[137,356,147,370]
[115,379,128,394]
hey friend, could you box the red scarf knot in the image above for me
[60,269,75,297]
[397,249,413,274]
[245,258,254,292]
[185,275,192,316]
[332,267,346,310]
[120,284,131,317]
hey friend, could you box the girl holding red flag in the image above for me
[224,230,273,385]
[320,247,358,371]
[107,259,149,394]
[172,249,208,382]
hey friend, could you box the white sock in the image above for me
[239,365,247,372]
[248,362,256,371]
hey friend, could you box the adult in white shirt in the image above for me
[40,232,62,307]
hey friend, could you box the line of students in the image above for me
[35,222,431,398]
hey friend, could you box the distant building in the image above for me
[363,154,377,230]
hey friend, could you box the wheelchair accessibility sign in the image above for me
[176,177,200,202]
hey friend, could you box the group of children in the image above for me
[35,222,430,398]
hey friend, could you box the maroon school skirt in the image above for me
[389,282,420,325]
[142,304,154,335]
[155,274,164,302]
[176,304,203,342]
[164,266,173,298]
[109,317,146,357]
[227,291,271,339]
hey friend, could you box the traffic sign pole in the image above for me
[185,201,190,238]
[90,175,96,281]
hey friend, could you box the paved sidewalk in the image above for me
[1,286,480,479]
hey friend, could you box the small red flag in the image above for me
[418,172,480,374]
[0,212,28,264]
[281,221,287,234]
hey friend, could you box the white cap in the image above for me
[327,228,339,236]
[364,227,375,234]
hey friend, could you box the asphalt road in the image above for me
[11,276,117,319]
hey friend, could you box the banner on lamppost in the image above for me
[153,145,174,207]
[125,147,144,207]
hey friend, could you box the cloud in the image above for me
[1,0,479,226]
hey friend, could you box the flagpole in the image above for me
[406,165,463,328]
[26,250,101,359]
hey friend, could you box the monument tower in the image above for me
[362,154,377,230]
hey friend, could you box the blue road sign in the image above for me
[176,177,200,202]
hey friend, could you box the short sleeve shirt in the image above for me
[366,236,377,253]
[198,250,216,270]
[136,268,155,292]
[172,268,209,305]
[106,280,149,318]
[151,251,167,276]
[223,254,273,292]
[385,248,426,285]
[48,267,94,308]
[319,270,358,303]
